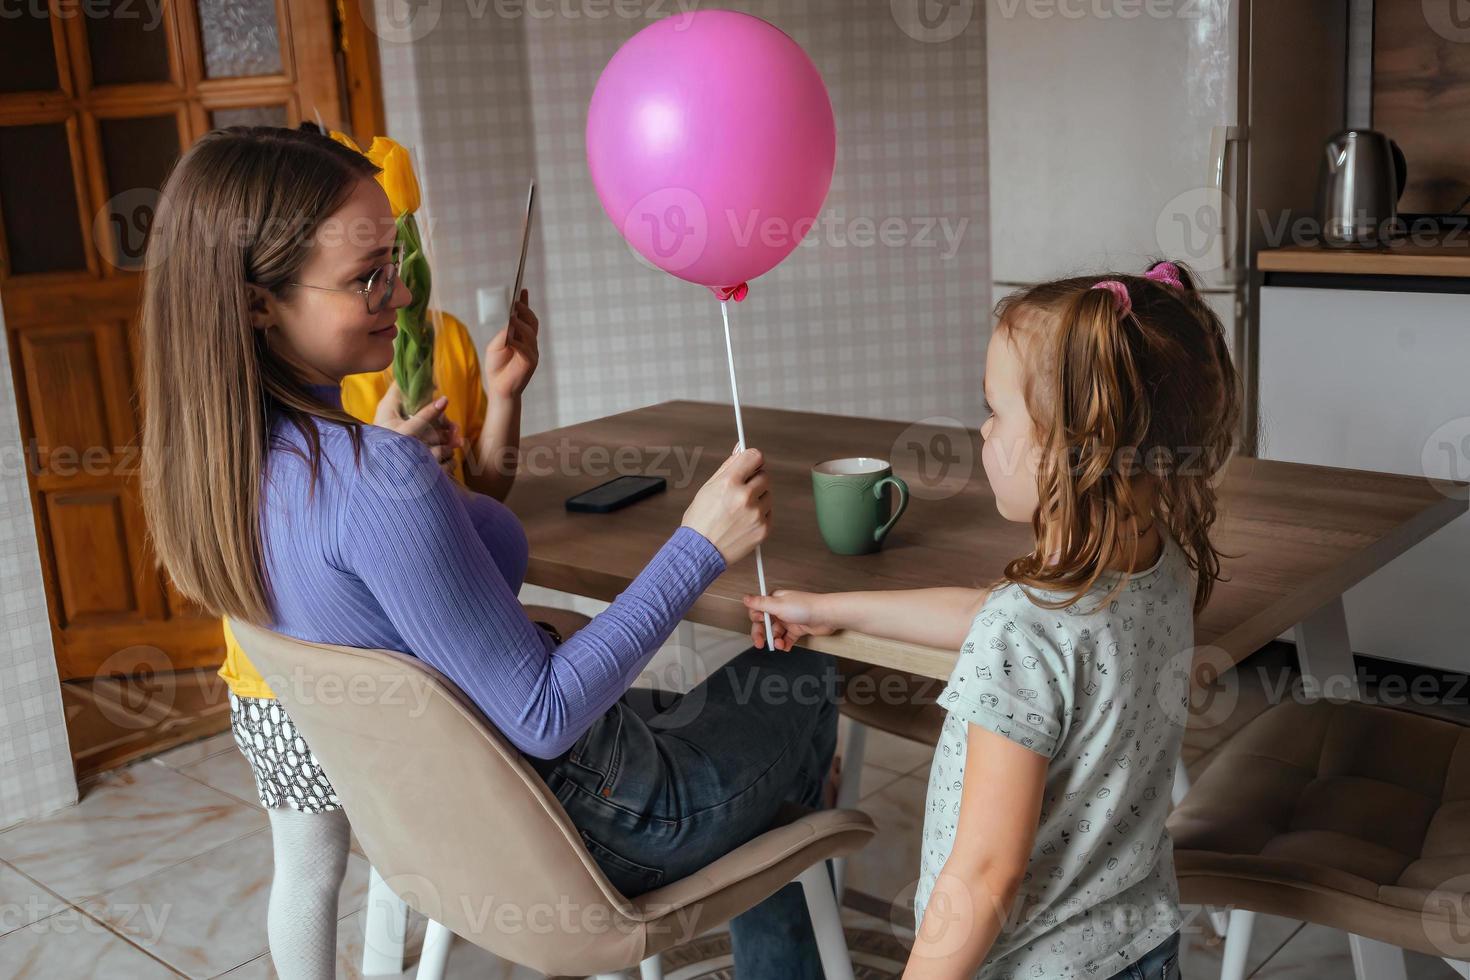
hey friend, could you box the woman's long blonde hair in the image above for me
[140,125,378,624]
[995,261,1242,614]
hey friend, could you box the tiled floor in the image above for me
[3,624,1466,978]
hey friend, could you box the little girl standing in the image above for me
[747,261,1241,979]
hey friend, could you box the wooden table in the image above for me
[506,401,1468,693]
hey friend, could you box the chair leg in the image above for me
[1219,908,1254,980]
[417,919,453,980]
[798,862,855,980]
[831,720,868,902]
[1348,934,1407,980]
[1207,907,1231,941]
[639,954,665,980]
[1171,763,1191,808]
[363,866,409,976]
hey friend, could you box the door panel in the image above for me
[0,0,355,686]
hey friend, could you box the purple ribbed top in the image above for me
[258,386,726,758]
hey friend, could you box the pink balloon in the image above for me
[586,10,836,297]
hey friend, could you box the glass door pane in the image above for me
[0,123,87,275]
[197,0,284,79]
[84,0,173,86]
[0,11,60,93]
[97,115,182,270]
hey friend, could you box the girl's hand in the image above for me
[744,589,836,651]
[484,289,540,400]
[374,385,462,473]
[681,446,771,565]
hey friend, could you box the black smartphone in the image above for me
[565,475,667,514]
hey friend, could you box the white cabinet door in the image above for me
[1258,285,1470,674]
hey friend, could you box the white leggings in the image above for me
[266,806,352,980]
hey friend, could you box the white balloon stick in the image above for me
[719,299,775,649]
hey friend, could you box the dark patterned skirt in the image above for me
[229,691,341,812]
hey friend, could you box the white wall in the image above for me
[0,302,78,828]
[375,0,990,436]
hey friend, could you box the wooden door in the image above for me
[0,0,375,684]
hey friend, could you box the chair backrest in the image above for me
[228,619,649,971]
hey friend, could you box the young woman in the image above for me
[140,125,837,979]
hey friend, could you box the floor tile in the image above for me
[1249,920,1467,978]
[840,773,926,921]
[0,763,265,903]
[0,908,179,978]
[0,860,68,939]
[174,749,263,810]
[1176,909,1302,978]
[78,827,368,979]
[857,724,935,777]
[151,733,238,772]
[218,906,537,979]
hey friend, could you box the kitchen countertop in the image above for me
[1258,242,1470,278]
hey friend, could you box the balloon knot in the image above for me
[711,282,749,302]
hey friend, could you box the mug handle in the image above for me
[872,475,910,544]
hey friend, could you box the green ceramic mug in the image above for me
[811,457,910,556]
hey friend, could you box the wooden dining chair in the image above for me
[229,618,877,979]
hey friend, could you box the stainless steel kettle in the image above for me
[1318,130,1407,247]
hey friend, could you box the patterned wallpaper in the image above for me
[375,0,989,437]
[0,303,77,827]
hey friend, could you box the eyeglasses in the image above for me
[286,257,400,315]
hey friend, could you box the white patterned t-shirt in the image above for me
[912,534,1194,979]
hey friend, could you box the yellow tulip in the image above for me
[366,136,421,217]
[328,129,363,154]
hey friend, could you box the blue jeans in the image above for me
[1108,931,1182,980]
[544,645,840,979]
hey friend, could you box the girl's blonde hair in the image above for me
[994,261,1242,614]
[140,125,378,625]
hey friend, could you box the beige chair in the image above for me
[1168,697,1470,980]
[230,619,877,979]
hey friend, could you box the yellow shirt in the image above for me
[218,311,487,700]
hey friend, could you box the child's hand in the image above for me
[484,289,540,400]
[743,589,836,651]
[374,386,462,473]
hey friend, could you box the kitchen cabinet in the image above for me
[1258,284,1470,675]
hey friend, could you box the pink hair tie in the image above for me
[1091,280,1132,316]
[1145,262,1183,290]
